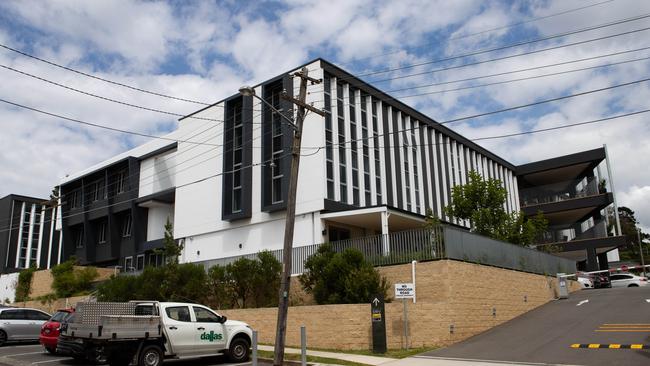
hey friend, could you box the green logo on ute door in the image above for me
[200,331,223,342]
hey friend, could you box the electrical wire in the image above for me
[327,0,617,68]
[0,63,264,121]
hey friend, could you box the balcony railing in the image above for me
[197,225,575,276]
[520,177,600,207]
[537,219,609,244]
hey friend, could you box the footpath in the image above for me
[257,345,396,365]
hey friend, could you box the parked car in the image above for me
[591,273,611,288]
[610,273,648,288]
[0,307,51,346]
[39,308,74,354]
[577,276,593,288]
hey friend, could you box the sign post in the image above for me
[557,273,568,299]
[394,283,415,349]
[370,294,386,353]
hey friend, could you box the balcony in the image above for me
[520,177,601,207]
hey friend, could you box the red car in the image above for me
[39,308,74,354]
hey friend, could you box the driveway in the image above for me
[415,286,650,365]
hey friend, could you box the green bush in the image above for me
[51,259,98,298]
[96,251,281,309]
[15,265,37,302]
[300,244,390,304]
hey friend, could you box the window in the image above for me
[226,97,244,213]
[26,310,51,321]
[122,214,132,238]
[68,189,81,209]
[89,179,106,202]
[350,87,360,206]
[165,306,191,322]
[74,227,84,249]
[401,115,412,211]
[361,94,371,205]
[262,79,288,209]
[324,74,335,199]
[30,208,41,263]
[372,99,382,204]
[411,121,421,213]
[136,254,144,271]
[147,252,163,267]
[193,307,220,323]
[98,221,107,244]
[116,170,127,194]
[0,309,24,320]
[50,311,70,322]
[337,82,347,203]
[124,256,133,272]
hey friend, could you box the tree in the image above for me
[444,170,548,246]
[154,218,183,265]
[300,244,389,304]
[611,206,649,261]
[50,258,98,298]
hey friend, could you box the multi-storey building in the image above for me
[54,59,623,273]
[0,194,61,273]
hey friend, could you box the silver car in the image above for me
[0,308,51,346]
[610,273,648,288]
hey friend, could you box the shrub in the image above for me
[15,265,37,302]
[51,259,98,298]
[300,244,390,304]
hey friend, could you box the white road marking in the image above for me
[646,299,650,303]
[4,351,44,357]
[31,359,69,365]
[576,300,589,306]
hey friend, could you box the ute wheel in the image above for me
[227,337,250,363]
[138,345,163,366]
[45,346,57,354]
[0,330,7,346]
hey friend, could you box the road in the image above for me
[417,286,650,365]
[0,343,259,366]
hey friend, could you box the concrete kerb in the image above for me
[257,345,397,365]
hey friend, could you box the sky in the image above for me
[0,0,649,230]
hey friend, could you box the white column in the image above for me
[381,209,390,255]
[36,205,46,268]
[47,207,56,269]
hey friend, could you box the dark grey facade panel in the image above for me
[391,109,403,210]
[442,136,452,221]
[381,104,394,207]
[419,125,430,212]
[222,95,253,221]
[427,129,439,216]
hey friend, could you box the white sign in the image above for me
[394,283,415,299]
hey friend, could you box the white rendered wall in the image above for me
[139,149,177,197]
[0,273,18,304]
[146,203,174,242]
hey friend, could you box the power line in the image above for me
[0,43,213,106]
[440,76,650,125]
[0,97,220,146]
[330,0,616,68]
[306,46,650,107]
[0,63,264,122]
[348,12,650,81]
[386,56,650,100]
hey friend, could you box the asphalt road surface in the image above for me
[421,286,650,365]
[0,343,258,366]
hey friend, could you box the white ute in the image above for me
[60,301,252,366]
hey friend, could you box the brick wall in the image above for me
[223,260,581,350]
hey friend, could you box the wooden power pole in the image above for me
[273,67,323,366]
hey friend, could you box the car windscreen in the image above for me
[50,311,70,322]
